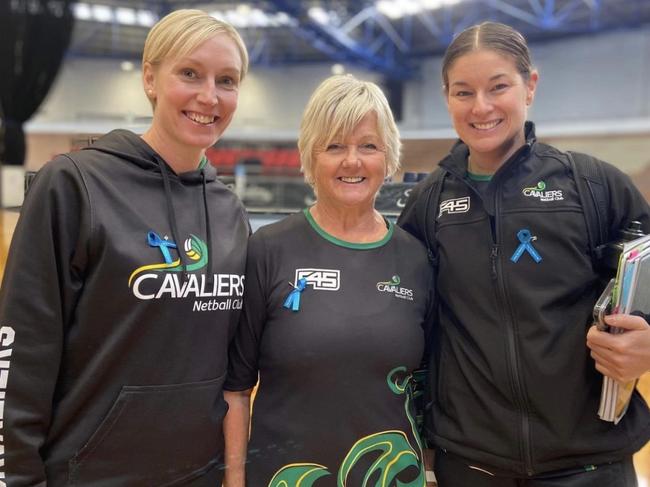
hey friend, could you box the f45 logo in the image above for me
[439,196,470,217]
[295,268,340,291]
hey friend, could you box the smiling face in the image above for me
[446,49,538,171]
[312,112,387,212]
[143,32,242,158]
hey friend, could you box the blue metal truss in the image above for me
[261,0,617,78]
[64,0,650,71]
[265,0,418,80]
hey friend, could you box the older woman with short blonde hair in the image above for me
[224,74,433,487]
[298,74,400,185]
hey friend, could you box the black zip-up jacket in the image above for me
[398,123,650,476]
[0,130,249,486]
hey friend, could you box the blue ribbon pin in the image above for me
[148,231,177,264]
[283,278,307,312]
[510,229,542,263]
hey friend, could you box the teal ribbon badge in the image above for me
[147,231,177,264]
[283,278,307,312]
[511,229,542,263]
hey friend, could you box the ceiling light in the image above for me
[274,12,293,26]
[92,4,112,23]
[308,6,330,25]
[121,61,135,72]
[378,0,462,17]
[213,7,293,29]
[420,0,442,8]
[225,10,248,28]
[136,10,156,27]
[331,64,345,75]
[249,8,269,28]
[115,7,136,25]
[236,4,252,16]
[377,1,402,19]
[397,0,423,15]
[73,3,92,20]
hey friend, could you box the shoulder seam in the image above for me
[60,154,95,255]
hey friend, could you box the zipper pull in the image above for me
[490,245,499,280]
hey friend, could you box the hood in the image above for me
[82,129,218,183]
[82,129,222,282]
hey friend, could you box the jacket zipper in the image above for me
[492,185,535,476]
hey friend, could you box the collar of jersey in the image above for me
[467,171,492,181]
[303,208,393,249]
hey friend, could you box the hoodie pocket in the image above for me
[69,375,228,487]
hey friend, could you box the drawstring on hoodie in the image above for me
[158,158,188,281]
[157,155,215,285]
[201,169,215,286]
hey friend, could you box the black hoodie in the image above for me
[0,130,250,486]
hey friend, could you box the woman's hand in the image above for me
[587,313,650,382]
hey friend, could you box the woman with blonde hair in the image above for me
[224,74,433,487]
[1,9,249,485]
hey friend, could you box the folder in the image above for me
[597,234,650,423]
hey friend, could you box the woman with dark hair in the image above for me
[399,21,650,487]
[0,9,249,486]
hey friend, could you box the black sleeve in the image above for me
[420,267,437,367]
[225,231,269,391]
[413,258,437,447]
[601,160,650,235]
[1,156,90,485]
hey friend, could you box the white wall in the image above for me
[531,28,650,123]
[28,26,650,138]
[35,58,150,124]
[402,27,650,134]
[30,60,381,138]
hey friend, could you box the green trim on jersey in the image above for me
[303,208,393,249]
[467,171,492,182]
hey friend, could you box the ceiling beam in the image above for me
[265,0,417,80]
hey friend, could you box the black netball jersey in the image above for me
[226,209,433,487]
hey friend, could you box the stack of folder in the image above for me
[597,234,650,423]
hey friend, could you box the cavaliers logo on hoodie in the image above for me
[129,230,244,311]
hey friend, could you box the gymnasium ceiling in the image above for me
[68,0,650,80]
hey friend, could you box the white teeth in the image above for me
[340,177,364,183]
[186,112,216,124]
[472,120,500,130]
